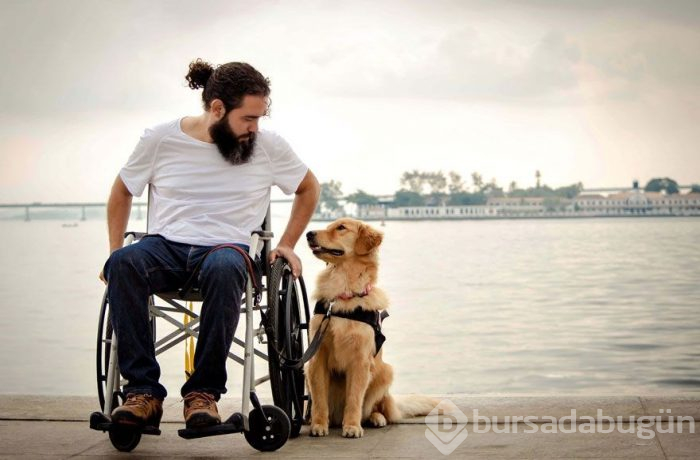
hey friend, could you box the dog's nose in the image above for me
[306,231,316,240]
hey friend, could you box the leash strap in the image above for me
[279,303,333,370]
[178,243,261,301]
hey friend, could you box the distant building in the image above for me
[641,192,700,215]
[386,205,496,219]
[313,209,346,221]
[486,197,549,216]
[576,188,700,216]
[356,204,388,220]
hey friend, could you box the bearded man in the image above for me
[100,59,319,430]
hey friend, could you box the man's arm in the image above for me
[107,175,134,252]
[99,175,133,282]
[269,169,320,278]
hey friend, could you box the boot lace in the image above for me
[123,393,153,407]
[185,392,216,410]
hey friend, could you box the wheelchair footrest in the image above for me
[89,411,161,435]
[89,412,112,431]
[178,413,244,439]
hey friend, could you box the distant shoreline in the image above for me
[1,212,699,223]
[313,213,700,222]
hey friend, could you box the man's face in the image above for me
[209,94,268,164]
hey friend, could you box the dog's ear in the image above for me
[354,223,383,255]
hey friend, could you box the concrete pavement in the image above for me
[1,395,698,459]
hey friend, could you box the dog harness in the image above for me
[313,300,389,356]
[277,294,389,370]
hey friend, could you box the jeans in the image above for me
[103,235,250,401]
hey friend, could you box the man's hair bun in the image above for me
[185,59,214,90]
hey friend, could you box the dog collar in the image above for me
[334,283,373,301]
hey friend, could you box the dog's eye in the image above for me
[336,224,346,231]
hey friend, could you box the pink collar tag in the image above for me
[335,284,372,301]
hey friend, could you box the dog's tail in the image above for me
[387,394,440,421]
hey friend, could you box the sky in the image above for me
[0,0,699,202]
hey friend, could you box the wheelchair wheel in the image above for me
[109,426,142,452]
[96,290,156,412]
[96,291,122,412]
[266,258,310,438]
[243,405,290,452]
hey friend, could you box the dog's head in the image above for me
[306,218,383,262]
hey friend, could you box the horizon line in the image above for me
[1,184,697,208]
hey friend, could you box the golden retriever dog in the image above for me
[305,218,438,438]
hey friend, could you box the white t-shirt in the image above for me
[119,118,308,246]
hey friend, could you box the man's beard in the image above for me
[209,117,256,165]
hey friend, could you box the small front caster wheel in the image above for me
[109,427,142,452]
[244,405,291,452]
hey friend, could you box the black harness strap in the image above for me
[280,300,389,370]
[313,301,389,356]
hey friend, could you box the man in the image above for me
[101,59,320,430]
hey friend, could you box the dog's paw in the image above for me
[342,424,364,438]
[368,412,387,427]
[310,423,329,437]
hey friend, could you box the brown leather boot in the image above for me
[183,391,221,429]
[111,393,163,428]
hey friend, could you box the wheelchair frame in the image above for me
[91,205,312,452]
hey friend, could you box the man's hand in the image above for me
[99,270,107,285]
[270,170,319,279]
[269,245,302,279]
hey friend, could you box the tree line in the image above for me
[317,171,699,212]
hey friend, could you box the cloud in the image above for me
[3,0,699,116]
[517,0,700,27]
[0,0,260,116]
[296,25,583,105]
[0,0,698,201]
[286,1,700,107]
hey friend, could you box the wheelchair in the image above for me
[89,206,312,452]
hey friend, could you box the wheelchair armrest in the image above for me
[252,230,274,239]
[124,231,148,239]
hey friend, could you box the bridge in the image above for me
[0,202,113,221]
[0,199,295,221]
